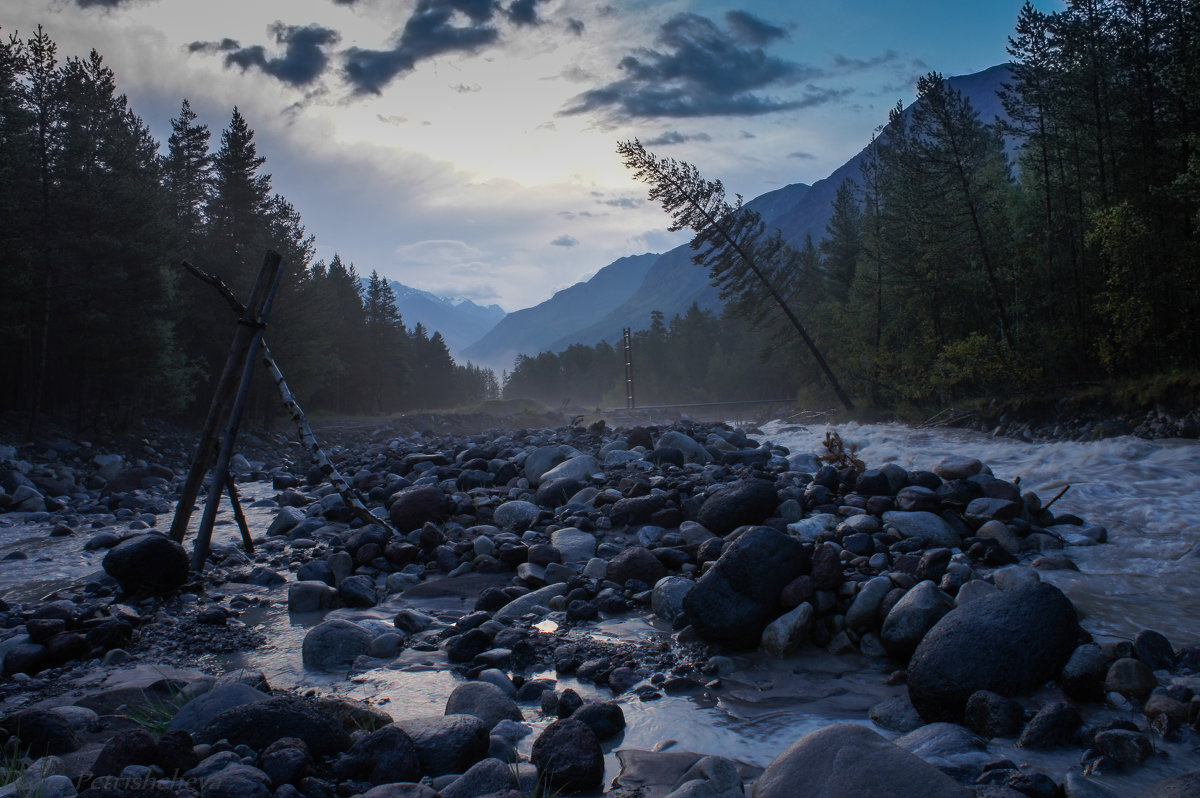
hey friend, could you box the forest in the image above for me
[511,0,1200,412]
[4,0,1200,433]
[0,26,498,437]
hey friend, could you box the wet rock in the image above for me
[440,757,519,798]
[683,526,809,648]
[493,500,540,532]
[894,721,985,760]
[752,723,971,798]
[442,628,492,663]
[907,582,1079,722]
[651,576,693,625]
[607,546,667,586]
[964,498,1021,527]
[845,576,893,632]
[1105,657,1157,700]
[656,431,712,464]
[102,533,190,594]
[1,709,79,756]
[1017,701,1081,750]
[1134,630,1176,671]
[267,506,306,537]
[445,681,522,730]
[258,737,310,787]
[287,581,336,613]
[883,511,960,548]
[302,619,374,670]
[881,580,955,660]
[1093,728,1153,770]
[759,602,813,657]
[531,718,604,792]
[1061,643,1111,702]
[90,728,160,777]
[3,641,49,676]
[194,696,351,756]
[337,574,378,608]
[199,763,273,798]
[696,479,778,536]
[168,683,271,734]
[869,697,925,734]
[963,690,1024,739]
[333,725,420,785]
[571,701,626,741]
[388,486,448,533]
[394,714,489,777]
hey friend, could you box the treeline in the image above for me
[794,0,1200,406]
[502,304,801,408]
[0,27,497,434]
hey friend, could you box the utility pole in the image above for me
[623,327,635,409]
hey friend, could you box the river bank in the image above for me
[1,417,1199,797]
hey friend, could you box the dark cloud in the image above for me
[342,0,505,94]
[787,151,816,160]
[451,83,482,93]
[594,195,640,209]
[506,0,546,26]
[738,130,756,139]
[566,18,585,36]
[190,23,340,87]
[560,11,826,119]
[724,10,786,46]
[550,234,579,247]
[75,0,134,6]
[831,49,900,72]
[642,130,712,146]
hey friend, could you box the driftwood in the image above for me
[180,260,396,536]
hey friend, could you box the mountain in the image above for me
[377,280,506,360]
[462,253,659,372]
[469,64,1015,365]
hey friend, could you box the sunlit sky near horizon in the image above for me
[7,0,1061,312]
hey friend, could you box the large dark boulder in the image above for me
[682,526,810,648]
[333,725,421,785]
[907,583,1080,722]
[394,714,489,777]
[388,486,449,533]
[193,696,352,756]
[606,546,667,587]
[752,723,971,798]
[530,718,604,793]
[102,533,190,594]
[696,479,779,536]
[0,709,79,756]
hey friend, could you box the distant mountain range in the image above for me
[372,280,506,360]
[451,64,1013,373]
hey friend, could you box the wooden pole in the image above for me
[225,473,255,554]
[181,259,396,534]
[190,252,284,570]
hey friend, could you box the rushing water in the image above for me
[4,422,1200,793]
[762,420,1200,648]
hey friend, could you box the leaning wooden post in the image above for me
[191,251,285,570]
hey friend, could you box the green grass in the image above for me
[117,682,190,736]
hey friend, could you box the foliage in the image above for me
[819,430,865,471]
[117,683,191,736]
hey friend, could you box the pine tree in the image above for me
[164,98,212,251]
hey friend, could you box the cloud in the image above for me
[451,83,482,93]
[74,0,139,6]
[560,11,827,120]
[189,23,341,87]
[723,10,787,46]
[394,239,490,266]
[594,194,640,209]
[566,18,585,36]
[342,0,506,94]
[505,0,546,27]
[642,130,712,146]
[831,50,901,72]
[550,234,580,247]
[787,151,816,160]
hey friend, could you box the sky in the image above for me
[7,0,1061,312]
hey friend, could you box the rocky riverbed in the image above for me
[2,417,1200,798]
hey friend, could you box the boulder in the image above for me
[167,682,270,734]
[333,725,421,785]
[683,526,809,648]
[607,546,667,586]
[656,431,712,464]
[102,533,190,594]
[696,480,778,536]
[752,723,971,798]
[394,714,490,777]
[388,486,448,533]
[651,576,694,625]
[880,581,955,659]
[530,718,604,792]
[193,696,351,756]
[907,582,1079,722]
[444,682,523,730]
[302,619,374,670]
[882,511,960,548]
[492,501,540,532]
